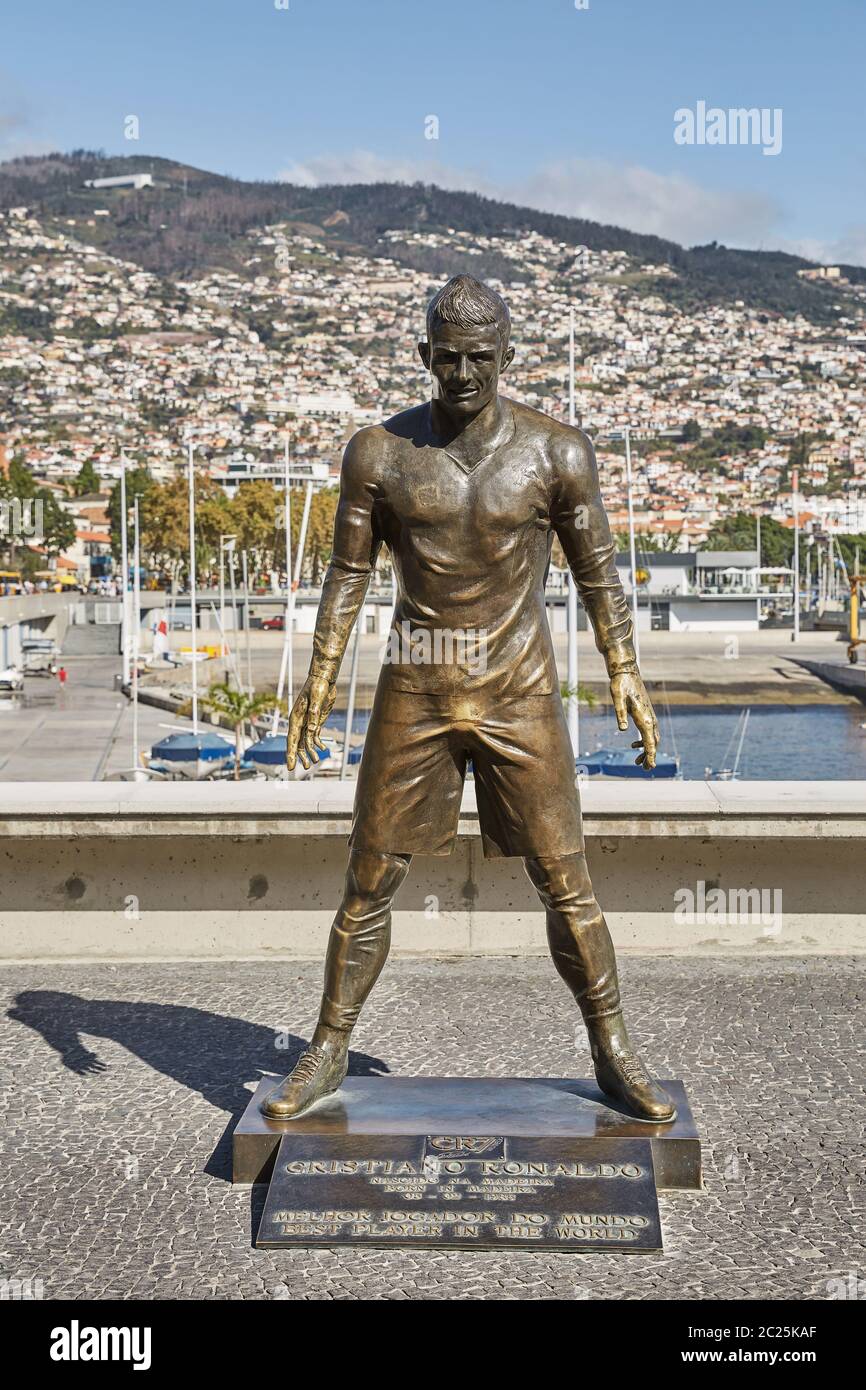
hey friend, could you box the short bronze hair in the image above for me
[426,274,511,350]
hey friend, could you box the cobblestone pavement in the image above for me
[0,957,862,1301]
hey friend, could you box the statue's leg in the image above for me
[261,849,411,1118]
[523,851,676,1122]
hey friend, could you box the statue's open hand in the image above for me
[286,672,337,771]
[610,669,660,770]
[67,1047,108,1076]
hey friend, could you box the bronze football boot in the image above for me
[261,1040,349,1119]
[588,1014,677,1123]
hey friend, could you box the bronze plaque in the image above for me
[256,1134,662,1251]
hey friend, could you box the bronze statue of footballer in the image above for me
[263,275,674,1125]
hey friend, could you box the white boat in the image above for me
[0,665,24,694]
[21,638,58,676]
[147,730,235,780]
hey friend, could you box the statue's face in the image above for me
[419,320,513,419]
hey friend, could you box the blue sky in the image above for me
[1,0,864,261]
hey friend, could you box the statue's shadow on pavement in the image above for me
[6,990,390,1182]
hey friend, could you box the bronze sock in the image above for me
[314,849,411,1041]
[523,851,622,1024]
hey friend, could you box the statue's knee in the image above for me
[524,852,592,910]
[346,850,411,905]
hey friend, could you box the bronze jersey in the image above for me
[312,397,636,699]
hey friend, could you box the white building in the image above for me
[614,551,764,631]
[214,453,331,499]
[83,174,154,191]
[293,391,356,418]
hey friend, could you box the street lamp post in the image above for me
[219,533,236,682]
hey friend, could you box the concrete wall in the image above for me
[0,592,72,666]
[0,781,863,960]
[669,597,760,631]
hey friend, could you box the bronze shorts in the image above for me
[348,682,584,859]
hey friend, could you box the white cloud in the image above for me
[779,228,866,269]
[280,147,866,268]
[512,158,781,248]
[0,89,54,162]
[0,134,54,161]
[278,148,783,251]
[279,149,492,193]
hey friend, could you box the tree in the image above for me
[37,489,77,558]
[834,533,866,577]
[787,431,816,473]
[0,459,32,565]
[682,419,701,443]
[73,460,101,496]
[192,683,286,780]
[2,463,74,559]
[7,456,38,501]
[231,479,281,578]
[303,488,339,582]
[259,484,340,584]
[705,512,794,568]
[560,680,598,709]
[614,529,683,554]
[196,485,236,577]
[138,475,231,584]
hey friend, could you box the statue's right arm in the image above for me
[310,429,382,686]
[287,430,382,769]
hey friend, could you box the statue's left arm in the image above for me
[550,429,660,769]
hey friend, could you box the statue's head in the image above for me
[419,274,514,419]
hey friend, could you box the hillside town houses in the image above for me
[1,204,865,581]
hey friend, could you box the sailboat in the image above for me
[577,747,680,779]
[705,708,750,781]
[575,426,681,780]
[147,444,231,778]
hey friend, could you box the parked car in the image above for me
[261,615,285,631]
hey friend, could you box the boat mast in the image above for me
[295,482,313,595]
[187,441,198,733]
[792,466,800,643]
[624,424,641,664]
[731,708,750,779]
[120,453,130,686]
[566,306,579,754]
[272,436,294,734]
[340,619,362,781]
[132,495,140,775]
[242,548,252,694]
[756,512,761,623]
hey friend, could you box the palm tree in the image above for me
[560,680,598,709]
[188,683,285,779]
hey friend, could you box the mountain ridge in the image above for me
[1,150,863,325]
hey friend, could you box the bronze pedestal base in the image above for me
[233,1075,700,1192]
